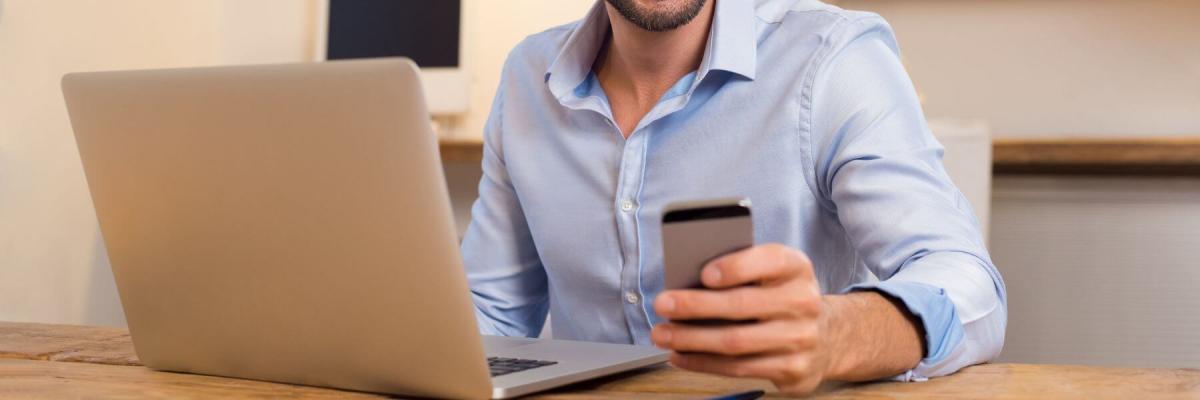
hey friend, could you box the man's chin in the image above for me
[605,0,708,32]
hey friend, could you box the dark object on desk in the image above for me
[706,389,766,400]
[487,357,557,377]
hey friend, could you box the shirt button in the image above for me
[624,291,640,304]
[620,199,635,212]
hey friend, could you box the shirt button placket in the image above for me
[616,132,649,343]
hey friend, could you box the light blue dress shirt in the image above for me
[461,0,1007,380]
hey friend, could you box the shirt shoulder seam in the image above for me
[798,15,851,213]
[799,14,888,212]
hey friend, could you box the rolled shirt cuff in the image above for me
[842,280,966,381]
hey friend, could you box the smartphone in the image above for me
[661,198,754,291]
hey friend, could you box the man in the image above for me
[461,0,1006,394]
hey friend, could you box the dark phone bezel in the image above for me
[662,204,751,224]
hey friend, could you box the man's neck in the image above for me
[595,1,715,126]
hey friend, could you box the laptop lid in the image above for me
[63,58,492,399]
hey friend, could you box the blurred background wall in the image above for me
[4,0,222,328]
[1,0,1197,369]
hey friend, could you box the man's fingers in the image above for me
[702,244,814,289]
[669,351,822,393]
[651,319,819,356]
[655,285,821,321]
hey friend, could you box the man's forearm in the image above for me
[821,291,925,381]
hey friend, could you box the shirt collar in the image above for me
[702,0,757,80]
[545,0,758,101]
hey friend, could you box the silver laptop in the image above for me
[62,58,666,399]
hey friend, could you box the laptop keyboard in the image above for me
[487,357,558,376]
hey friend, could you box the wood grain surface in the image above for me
[0,321,138,366]
[2,322,1199,399]
[0,359,382,399]
[992,137,1200,175]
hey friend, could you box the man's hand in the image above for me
[651,244,830,393]
[651,244,925,395]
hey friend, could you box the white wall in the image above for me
[1,0,218,327]
[216,0,321,65]
[0,0,588,326]
[457,0,593,139]
[0,0,318,327]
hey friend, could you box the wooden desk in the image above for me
[2,322,1198,399]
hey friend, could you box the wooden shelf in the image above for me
[993,137,1200,176]
[441,136,1200,176]
[437,138,484,163]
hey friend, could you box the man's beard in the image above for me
[604,0,708,32]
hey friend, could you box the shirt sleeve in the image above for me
[808,16,1008,380]
[460,59,550,338]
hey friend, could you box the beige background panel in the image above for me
[836,0,1200,138]
[991,176,1200,368]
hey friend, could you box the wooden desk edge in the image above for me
[3,322,1200,399]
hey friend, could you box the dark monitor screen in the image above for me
[326,0,461,68]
